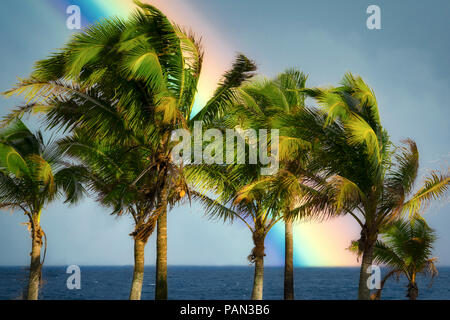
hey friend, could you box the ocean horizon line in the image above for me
[2,265,450,268]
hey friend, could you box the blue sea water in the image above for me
[0,266,449,300]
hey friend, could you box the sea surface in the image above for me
[0,266,449,300]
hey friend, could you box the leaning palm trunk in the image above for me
[129,238,146,300]
[27,223,43,300]
[284,219,294,300]
[155,209,168,300]
[250,233,265,300]
[357,244,374,300]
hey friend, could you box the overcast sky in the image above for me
[0,0,449,266]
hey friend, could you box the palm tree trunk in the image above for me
[251,236,265,300]
[155,209,168,300]
[357,243,374,300]
[27,225,42,300]
[129,238,146,300]
[284,219,294,300]
[407,277,418,300]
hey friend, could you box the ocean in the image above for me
[0,266,449,300]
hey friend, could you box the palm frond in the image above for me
[0,143,30,178]
[402,171,450,217]
[330,175,366,210]
[341,72,380,126]
[191,54,256,124]
[190,190,240,224]
[345,113,381,163]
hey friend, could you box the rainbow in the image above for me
[45,0,360,267]
[48,0,233,115]
[266,218,360,267]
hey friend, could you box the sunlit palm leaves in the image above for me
[0,119,86,212]
[276,73,449,299]
[0,119,86,300]
[401,172,450,218]
[191,55,257,126]
[58,130,161,239]
[279,73,449,229]
[2,1,257,301]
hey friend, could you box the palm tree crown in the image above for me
[0,119,86,217]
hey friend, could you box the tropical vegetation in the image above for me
[0,120,85,299]
[2,1,255,300]
[58,130,163,300]
[370,217,438,300]
[194,70,317,300]
[272,76,450,299]
[0,0,449,301]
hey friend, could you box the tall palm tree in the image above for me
[190,70,333,300]
[248,70,311,300]
[59,131,158,299]
[0,120,85,300]
[3,1,255,299]
[277,73,450,299]
[186,164,282,300]
[185,73,306,299]
[59,129,190,299]
[370,217,438,300]
[210,70,313,299]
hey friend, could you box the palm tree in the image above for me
[370,217,438,300]
[249,70,311,300]
[58,129,190,299]
[186,164,283,300]
[0,120,85,300]
[277,73,450,299]
[186,73,305,299]
[190,70,334,300]
[212,70,313,299]
[3,1,255,299]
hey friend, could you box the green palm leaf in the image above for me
[191,54,256,124]
[402,171,450,217]
[0,143,30,177]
